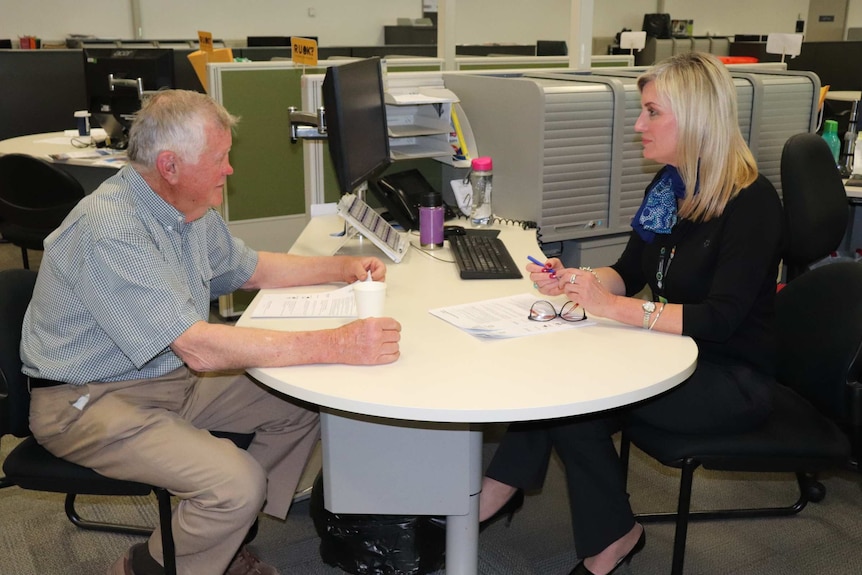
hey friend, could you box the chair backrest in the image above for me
[780,133,849,280]
[0,269,38,438]
[775,262,862,434]
[0,153,85,232]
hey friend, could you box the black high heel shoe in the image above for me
[480,488,524,531]
[427,488,524,531]
[568,529,646,575]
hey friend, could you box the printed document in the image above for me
[251,284,357,318]
[429,293,595,339]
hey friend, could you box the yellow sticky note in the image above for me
[291,37,318,66]
[819,85,831,111]
[187,47,234,93]
[198,31,214,53]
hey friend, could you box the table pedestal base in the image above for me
[320,409,483,575]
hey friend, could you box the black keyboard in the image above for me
[449,234,523,280]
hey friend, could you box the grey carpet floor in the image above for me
[0,432,861,575]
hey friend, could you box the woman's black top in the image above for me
[610,171,784,375]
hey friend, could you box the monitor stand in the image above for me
[333,184,389,259]
[334,227,389,259]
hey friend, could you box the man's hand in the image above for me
[334,317,402,365]
[343,256,387,283]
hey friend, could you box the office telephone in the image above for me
[370,168,456,231]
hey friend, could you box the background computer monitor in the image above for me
[536,40,568,56]
[83,47,174,130]
[321,57,392,196]
[246,35,319,47]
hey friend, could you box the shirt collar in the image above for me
[123,165,188,233]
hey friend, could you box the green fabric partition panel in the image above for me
[220,67,323,220]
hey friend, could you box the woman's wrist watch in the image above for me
[642,301,656,329]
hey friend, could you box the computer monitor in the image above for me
[246,36,319,47]
[536,40,568,56]
[321,57,392,196]
[83,47,174,138]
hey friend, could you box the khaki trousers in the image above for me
[29,367,320,575]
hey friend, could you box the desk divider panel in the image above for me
[444,68,820,253]
[209,62,328,316]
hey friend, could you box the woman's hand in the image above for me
[558,267,617,316]
[527,257,565,296]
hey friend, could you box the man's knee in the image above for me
[213,450,267,516]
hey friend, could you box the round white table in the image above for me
[0,131,125,192]
[238,214,698,575]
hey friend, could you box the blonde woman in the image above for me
[480,52,784,575]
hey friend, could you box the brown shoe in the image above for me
[107,547,134,575]
[224,546,280,575]
[107,543,164,575]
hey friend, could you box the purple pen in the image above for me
[528,255,555,276]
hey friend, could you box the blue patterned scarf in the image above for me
[631,166,687,243]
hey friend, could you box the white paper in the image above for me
[620,31,647,51]
[251,284,357,318]
[765,33,803,58]
[429,293,595,339]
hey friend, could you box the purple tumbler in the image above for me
[419,192,444,249]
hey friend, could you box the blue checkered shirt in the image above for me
[21,165,258,384]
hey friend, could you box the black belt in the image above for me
[29,377,69,389]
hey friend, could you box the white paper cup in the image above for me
[74,110,91,136]
[353,281,386,318]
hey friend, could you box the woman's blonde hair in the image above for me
[637,52,758,221]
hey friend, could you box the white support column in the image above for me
[437,0,457,71]
[569,0,594,71]
[130,0,143,39]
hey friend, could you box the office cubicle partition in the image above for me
[444,67,819,264]
[208,61,328,316]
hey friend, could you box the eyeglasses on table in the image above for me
[528,300,587,322]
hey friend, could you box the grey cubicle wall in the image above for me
[594,67,820,200]
[445,73,625,244]
[727,68,821,197]
[444,68,819,249]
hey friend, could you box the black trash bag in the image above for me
[310,474,445,575]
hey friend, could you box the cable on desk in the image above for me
[446,212,537,230]
[70,136,95,149]
[407,237,456,263]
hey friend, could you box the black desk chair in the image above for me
[621,262,862,575]
[0,269,255,575]
[780,132,850,282]
[0,154,85,269]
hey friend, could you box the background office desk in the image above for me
[237,215,698,575]
[0,132,125,193]
[825,91,862,103]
